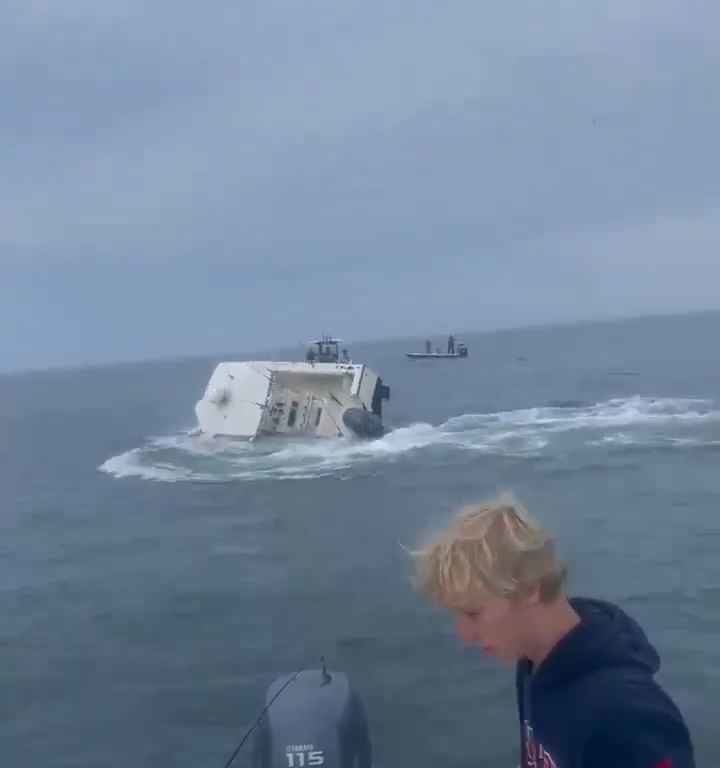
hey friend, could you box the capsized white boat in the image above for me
[195,337,390,439]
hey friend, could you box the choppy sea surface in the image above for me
[2,312,719,766]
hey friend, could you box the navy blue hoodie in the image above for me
[516,598,694,768]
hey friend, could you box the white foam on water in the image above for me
[589,433,720,449]
[98,396,720,483]
[588,432,637,446]
[99,448,218,483]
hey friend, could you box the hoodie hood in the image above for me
[532,597,660,690]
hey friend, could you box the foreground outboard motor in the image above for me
[342,408,384,439]
[253,667,372,768]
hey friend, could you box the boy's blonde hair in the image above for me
[411,494,566,606]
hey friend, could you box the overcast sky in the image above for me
[2,0,719,371]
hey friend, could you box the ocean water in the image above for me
[2,312,719,767]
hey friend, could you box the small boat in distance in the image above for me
[406,335,469,359]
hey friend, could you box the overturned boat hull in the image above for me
[195,361,390,439]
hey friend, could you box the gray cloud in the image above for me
[2,1,720,370]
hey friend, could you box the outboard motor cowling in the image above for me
[253,668,371,768]
[371,379,390,418]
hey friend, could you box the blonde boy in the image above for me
[412,495,694,768]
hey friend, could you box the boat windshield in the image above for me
[306,336,346,363]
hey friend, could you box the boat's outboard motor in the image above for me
[371,380,390,418]
[252,667,372,768]
[342,408,384,439]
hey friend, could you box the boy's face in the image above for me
[450,592,532,663]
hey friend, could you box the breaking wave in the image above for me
[99,396,720,483]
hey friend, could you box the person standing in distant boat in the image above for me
[448,335,455,354]
[425,340,432,354]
